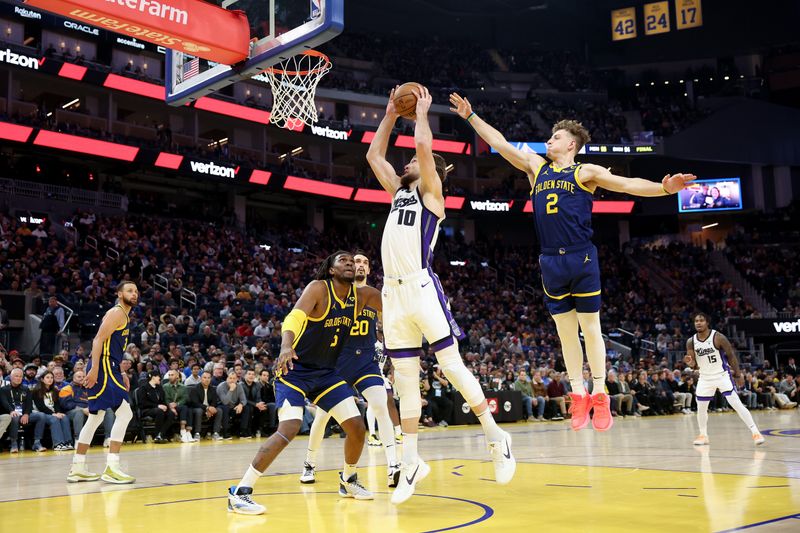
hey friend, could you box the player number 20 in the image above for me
[396,208,416,226]
[546,193,559,214]
[350,320,369,337]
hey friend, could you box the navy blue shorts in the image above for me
[275,362,353,412]
[539,244,601,315]
[87,358,129,413]
[336,348,384,395]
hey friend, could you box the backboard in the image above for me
[165,0,343,106]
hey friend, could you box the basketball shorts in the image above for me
[87,358,129,413]
[275,362,354,413]
[696,373,735,401]
[336,347,384,395]
[382,267,466,358]
[539,243,601,315]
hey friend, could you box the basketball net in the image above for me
[264,50,331,129]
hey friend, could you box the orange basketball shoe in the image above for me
[568,393,592,431]
[590,393,614,432]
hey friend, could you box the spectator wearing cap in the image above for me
[136,370,175,443]
[22,364,39,388]
[186,370,222,441]
[216,370,247,439]
[31,370,73,451]
[163,370,195,443]
[0,368,46,452]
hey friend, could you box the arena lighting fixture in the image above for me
[724,76,730,80]
[291,147,303,156]
[450,260,466,266]
[445,164,455,173]
[679,79,684,83]
[635,83,640,87]
[702,223,719,229]
[664,81,669,85]
[61,98,80,109]
[46,112,52,117]
[0,122,33,142]
[33,130,139,161]
[278,153,288,162]
[103,74,164,100]
[283,175,353,199]
[258,244,271,250]
[208,138,229,147]
[24,37,34,46]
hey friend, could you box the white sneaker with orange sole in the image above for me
[752,433,765,445]
[693,434,710,446]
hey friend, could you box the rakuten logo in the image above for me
[773,319,800,333]
[14,6,42,19]
[189,161,237,179]
[470,200,512,212]
[310,125,350,141]
[0,49,41,70]
[106,0,188,25]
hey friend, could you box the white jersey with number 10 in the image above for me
[380,186,442,278]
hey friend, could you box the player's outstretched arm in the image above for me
[579,164,697,197]
[413,86,444,214]
[716,333,740,374]
[683,337,696,368]
[356,286,382,314]
[85,307,126,388]
[366,86,402,195]
[449,93,544,181]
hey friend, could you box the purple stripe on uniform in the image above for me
[386,348,423,358]
[430,335,455,352]
[722,390,735,396]
[427,267,467,340]
[420,209,437,269]
[696,395,713,401]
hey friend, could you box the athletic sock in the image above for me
[306,448,318,466]
[343,463,357,480]
[402,433,418,465]
[106,453,120,467]
[476,407,504,442]
[237,464,263,490]
[394,425,402,438]
[569,379,586,396]
[72,454,86,465]
[592,376,606,394]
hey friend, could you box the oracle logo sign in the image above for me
[0,49,42,70]
[470,200,513,212]
[64,20,100,35]
[189,160,237,179]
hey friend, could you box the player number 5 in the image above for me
[546,193,559,214]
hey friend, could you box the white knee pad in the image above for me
[436,345,485,407]
[109,401,132,442]
[328,397,361,425]
[392,356,422,420]
[77,411,105,446]
[362,386,390,416]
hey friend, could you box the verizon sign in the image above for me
[0,49,42,70]
[189,160,238,179]
[310,125,350,141]
[729,318,800,337]
[470,200,513,212]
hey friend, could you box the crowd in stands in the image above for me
[1,206,797,452]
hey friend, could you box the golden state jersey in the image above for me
[293,280,358,369]
[343,306,378,353]
[106,304,130,364]
[532,163,594,250]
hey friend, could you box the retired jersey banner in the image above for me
[24,0,249,64]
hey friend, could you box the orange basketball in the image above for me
[393,82,425,119]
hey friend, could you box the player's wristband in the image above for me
[466,112,476,123]
[661,184,670,195]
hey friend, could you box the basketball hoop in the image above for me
[264,50,332,129]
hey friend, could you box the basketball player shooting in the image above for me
[450,92,696,432]
[367,86,516,506]
[684,312,764,446]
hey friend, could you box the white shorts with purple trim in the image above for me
[382,268,465,358]
[696,373,735,401]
